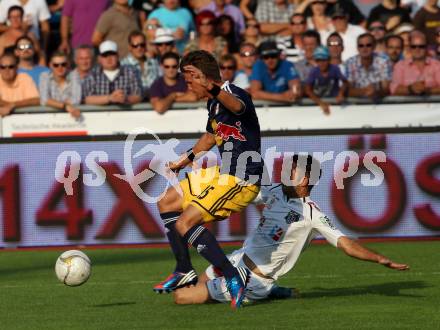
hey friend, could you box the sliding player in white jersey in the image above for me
[172,154,409,305]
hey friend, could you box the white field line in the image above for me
[1,272,439,289]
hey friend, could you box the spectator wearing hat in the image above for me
[393,23,414,60]
[122,30,161,99]
[152,28,177,59]
[184,10,227,60]
[305,46,348,115]
[39,51,81,118]
[148,0,195,54]
[330,4,366,61]
[82,40,142,105]
[0,53,40,117]
[295,30,320,82]
[325,0,366,26]
[92,0,142,58]
[346,33,392,99]
[385,35,404,68]
[413,0,440,48]
[249,40,301,103]
[149,52,196,114]
[390,30,440,95]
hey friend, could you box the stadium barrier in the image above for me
[0,127,439,248]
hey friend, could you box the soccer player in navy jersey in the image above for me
[153,50,263,309]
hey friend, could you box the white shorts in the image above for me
[205,250,275,303]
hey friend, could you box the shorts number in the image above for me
[197,186,214,199]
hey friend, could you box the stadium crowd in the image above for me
[0,0,440,117]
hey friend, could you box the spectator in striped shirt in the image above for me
[277,13,306,63]
[39,51,81,118]
[82,40,143,105]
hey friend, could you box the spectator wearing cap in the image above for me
[249,41,301,103]
[152,28,177,59]
[393,23,414,60]
[330,5,366,61]
[391,31,440,95]
[277,13,307,63]
[219,54,249,90]
[199,0,245,37]
[71,45,95,82]
[0,53,39,117]
[305,46,348,115]
[255,0,295,38]
[325,0,366,26]
[368,20,387,54]
[368,0,412,32]
[59,0,110,54]
[385,35,404,67]
[15,36,49,87]
[184,10,227,60]
[39,51,81,118]
[149,52,196,114]
[326,32,345,72]
[148,0,195,54]
[92,0,142,58]
[82,40,143,105]
[295,30,320,82]
[122,30,161,99]
[346,33,392,99]
[413,0,440,48]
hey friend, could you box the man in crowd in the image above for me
[346,33,392,100]
[122,30,161,100]
[82,40,142,105]
[326,32,345,72]
[152,28,177,59]
[385,35,404,68]
[71,45,95,82]
[60,0,110,53]
[277,13,307,63]
[391,30,440,95]
[171,154,409,306]
[249,41,301,103]
[149,51,196,113]
[295,30,320,82]
[236,43,258,90]
[0,53,39,117]
[330,5,366,61]
[92,0,142,58]
[15,36,49,87]
[218,54,249,90]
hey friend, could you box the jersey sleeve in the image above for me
[311,208,345,247]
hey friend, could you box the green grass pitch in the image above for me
[1,241,439,330]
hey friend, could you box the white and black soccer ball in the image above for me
[55,250,91,286]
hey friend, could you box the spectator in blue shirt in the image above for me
[305,46,348,115]
[249,41,301,103]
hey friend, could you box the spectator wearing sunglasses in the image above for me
[122,30,161,99]
[346,33,392,99]
[219,54,249,90]
[149,51,197,114]
[326,32,345,73]
[368,21,387,55]
[237,42,258,85]
[39,51,81,118]
[413,0,440,48]
[83,40,142,105]
[390,30,440,95]
[152,28,177,59]
[249,40,301,103]
[0,53,39,117]
[305,46,348,115]
[14,36,49,88]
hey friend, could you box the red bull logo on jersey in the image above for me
[215,121,247,142]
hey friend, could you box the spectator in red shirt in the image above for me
[391,31,440,95]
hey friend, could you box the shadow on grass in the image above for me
[92,302,136,308]
[301,281,430,299]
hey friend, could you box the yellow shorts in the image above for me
[180,166,260,223]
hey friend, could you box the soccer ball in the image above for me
[55,250,91,286]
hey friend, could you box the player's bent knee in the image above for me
[157,187,183,213]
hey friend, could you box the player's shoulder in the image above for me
[223,81,249,98]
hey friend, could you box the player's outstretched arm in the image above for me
[168,133,216,172]
[337,236,409,271]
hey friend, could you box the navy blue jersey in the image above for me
[206,82,263,183]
